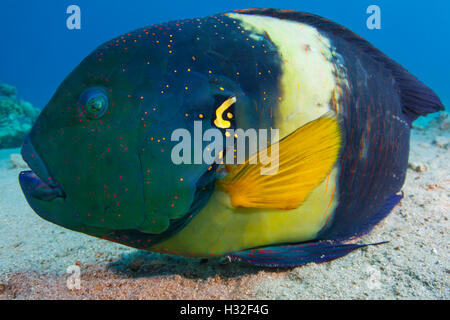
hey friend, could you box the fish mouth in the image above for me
[19,135,65,201]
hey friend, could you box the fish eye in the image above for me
[79,87,109,119]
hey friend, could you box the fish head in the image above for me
[18,27,240,239]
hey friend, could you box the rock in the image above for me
[408,162,428,173]
[10,153,28,168]
[419,143,431,149]
[19,100,39,119]
[437,112,450,131]
[0,283,7,294]
[440,119,450,131]
[428,112,450,131]
[412,124,424,131]
[129,258,145,272]
[433,136,449,149]
[0,83,40,149]
[12,242,23,248]
[0,83,17,99]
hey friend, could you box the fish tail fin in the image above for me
[389,63,445,124]
[228,240,387,267]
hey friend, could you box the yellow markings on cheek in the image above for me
[213,96,236,129]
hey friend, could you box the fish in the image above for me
[19,9,444,267]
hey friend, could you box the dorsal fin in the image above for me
[232,9,445,123]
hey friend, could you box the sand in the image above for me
[0,117,448,300]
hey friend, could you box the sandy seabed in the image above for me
[0,122,448,300]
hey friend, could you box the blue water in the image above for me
[0,0,448,112]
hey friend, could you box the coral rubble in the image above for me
[0,83,40,149]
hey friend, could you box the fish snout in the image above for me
[19,135,65,201]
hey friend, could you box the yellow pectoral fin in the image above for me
[216,114,342,210]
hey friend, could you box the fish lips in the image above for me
[18,136,109,235]
[19,135,65,202]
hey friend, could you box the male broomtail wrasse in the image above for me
[19,9,444,267]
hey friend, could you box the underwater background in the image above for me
[0,0,448,299]
[1,0,449,115]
